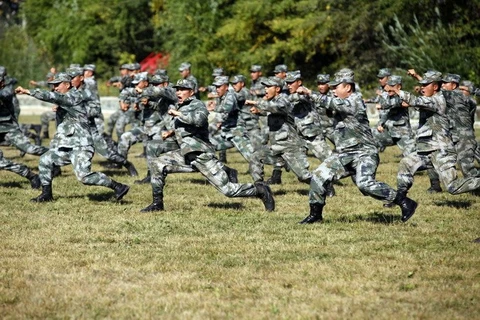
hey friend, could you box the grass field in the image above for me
[1,116,479,319]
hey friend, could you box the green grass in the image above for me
[1,116,479,319]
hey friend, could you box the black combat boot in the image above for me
[223,165,238,183]
[26,171,41,189]
[31,184,53,202]
[110,180,130,200]
[32,124,42,136]
[299,203,324,224]
[266,169,282,185]
[393,191,418,222]
[255,182,275,211]
[426,179,442,193]
[124,161,138,177]
[42,131,49,139]
[135,170,151,184]
[219,150,227,163]
[140,192,164,212]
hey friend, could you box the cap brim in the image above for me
[328,80,341,87]
[48,80,62,84]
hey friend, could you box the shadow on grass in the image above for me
[190,178,209,185]
[0,181,24,188]
[207,202,245,210]
[433,200,472,209]
[273,189,288,196]
[334,211,399,224]
[296,189,309,196]
[99,169,132,177]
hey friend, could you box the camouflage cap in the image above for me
[118,91,129,102]
[155,69,168,76]
[377,68,391,78]
[230,75,246,84]
[125,63,136,71]
[132,72,149,84]
[48,72,71,84]
[419,70,442,85]
[178,62,191,71]
[66,67,84,78]
[173,79,195,90]
[273,64,288,73]
[83,64,95,71]
[140,86,158,99]
[119,64,130,70]
[316,74,330,83]
[150,74,169,85]
[132,63,141,70]
[45,72,55,80]
[329,68,355,86]
[212,68,224,77]
[212,76,229,86]
[285,70,302,83]
[261,76,283,87]
[461,80,474,93]
[69,64,81,68]
[386,75,402,86]
[250,65,262,72]
[442,73,461,84]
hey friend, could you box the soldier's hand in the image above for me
[401,101,410,108]
[168,109,181,117]
[245,99,256,106]
[161,130,174,140]
[377,126,384,133]
[375,104,381,110]
[407,69,416,77]
[296,87,310,95]
[52,105,58,112]
[15,86,30,95]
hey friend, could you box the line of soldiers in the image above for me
[2,62,480,224]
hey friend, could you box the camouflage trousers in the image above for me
[90,124,127,165]
[310,149,397,205]
[105,110,132,139]
[249,141,311,183]
[0,149,31,177]
[1,129,48,155]
[373,128,415,157]
[146,136,179,159]
[40,110,56,137]
[148,149,258,198]
[398,149,480,195]
[94,115,105,134]
[476,141,480,164]
[211,126,261,162]
[117,126,146,159]
[303,135,332,162]
[38,145,113,187]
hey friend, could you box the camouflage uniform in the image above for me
[178,62,199,99]
[301,69,415,224]
[248,77,311,183]
[24,73,129,201]
[397,71,480,196]
[311,74,335,144]
[142,79,274,212]
[0,79,48,156]
[373,75,415,157]
[285,71,332,161]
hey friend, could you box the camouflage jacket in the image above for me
[83,77,102,119]
[321,92,377,153]
[257,94,301,150]
[250,78,266,98]
[29,87,93,148]
[214,90,238,130]
[173,97,213,156]
[442,89,476,142]
[310,91,335,134]
[141,86,177,136]
[399,90,453,152]
[119,87,143,128]
[0,84,19,133]
[235,87,259,131]
[288,88,323,138]
[377,94,412,138]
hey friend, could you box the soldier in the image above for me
[83,64,105,133]
[178,62,199,99]
[0,68,49,157]
[273,64,289,94]
[300,68,416,224]
[67,67,138,176]
[374,75,415,157]
[199,67,224,97]
[134,74,180,184]
[246,77,312,185]
[0,70,41,189]
[140,79,274,212]
[458,80,480,164]
[311,74,335,144]
[15,73,130,202]
[366,68,392,152]
[393,70,480,205]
